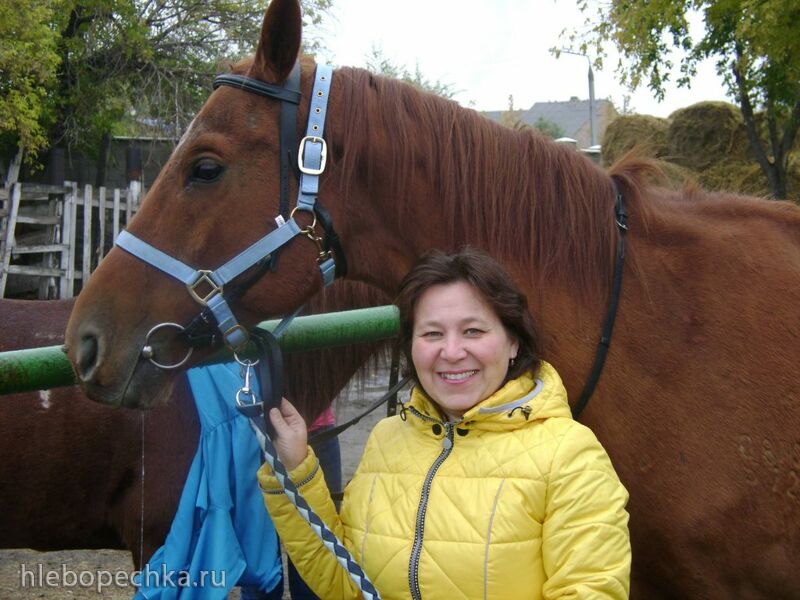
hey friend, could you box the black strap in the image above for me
[250,328,285,438]
[279,63,302,220]
[315,202,348,278]
[572,180,627,419]
[213,73,301,104]
[309,375,412,445]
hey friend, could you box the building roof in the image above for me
[483,96,616,148]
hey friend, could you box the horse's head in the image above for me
[65,0,354,408]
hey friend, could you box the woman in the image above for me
[259,248,631,599]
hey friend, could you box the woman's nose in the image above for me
[440,336,467,361]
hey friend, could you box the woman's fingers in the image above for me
[268,399,308,471]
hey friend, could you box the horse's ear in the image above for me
[253,0,302,83]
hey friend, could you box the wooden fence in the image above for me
[0,181,142,299]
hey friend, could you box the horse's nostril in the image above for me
[76,333,100,381]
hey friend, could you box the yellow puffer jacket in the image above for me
[258,362,630,599]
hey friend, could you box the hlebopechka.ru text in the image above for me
[19,563,226,592]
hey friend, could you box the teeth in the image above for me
[440,370,477,381]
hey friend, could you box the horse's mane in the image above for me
[329,66,658,298]
[283,280,392,422]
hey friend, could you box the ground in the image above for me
[0,368,401,599]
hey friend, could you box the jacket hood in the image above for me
[404,360,572,433]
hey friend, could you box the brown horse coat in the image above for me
[64,1,800,597]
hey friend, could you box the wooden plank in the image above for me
[19,183,71,196]
[0,183,21,297]
[11,244,69,255]
[4,147,23,186]
[112,188,121,241]
[64,182,78,297]
[98,186,106,261]
[82,184,92,280]
[6,265,67,277]
[125,183,133,224]
[15,215,61,225]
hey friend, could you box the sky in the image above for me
[307,0,731,118]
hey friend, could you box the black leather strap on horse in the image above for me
[308,374,412,445]
[249,328,285,438]
[315,202,348,278]
[571,179,627,420]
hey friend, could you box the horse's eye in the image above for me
[190,159,224,184]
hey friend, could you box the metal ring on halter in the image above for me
[233,352,260,368]
[289,206,317,231]
[140,322,194,370]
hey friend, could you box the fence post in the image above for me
[82,184,93,284]
[112,188,121,241]
[0,183,21,297]
[98,186,107,262]
[64,182,78,298]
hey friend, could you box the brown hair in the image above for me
[395,247,542,386]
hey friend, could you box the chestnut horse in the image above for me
[1,282,388,569]
[64,0,800,597]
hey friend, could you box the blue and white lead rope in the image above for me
[249,420,382,600]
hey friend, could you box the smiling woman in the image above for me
[260,247,631,599]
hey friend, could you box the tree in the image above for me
[533,116,565,139]
[1,0,333,169]
[0,1,62,162]
[364,46,457,99]
[571,0,800,199]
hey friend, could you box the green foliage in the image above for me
[0,0,63,159]
[2,0,333,166]
[570,0,800,198]
[533,117,565,139]
[365,46,457,99]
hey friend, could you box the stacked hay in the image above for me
[602,101,799,201]
[601,114,669,167]
[601,113,694,189]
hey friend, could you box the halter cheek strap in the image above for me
[115,65,338,352]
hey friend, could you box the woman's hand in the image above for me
[269,398,309,471]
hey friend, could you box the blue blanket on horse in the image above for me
[135,362,282,599]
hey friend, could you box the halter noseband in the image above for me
[115,63,344,361]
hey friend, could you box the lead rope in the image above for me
[235,329,382,600]
[139,411,146,570]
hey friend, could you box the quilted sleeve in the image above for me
[540,421,631,599]
[258,448,363,600]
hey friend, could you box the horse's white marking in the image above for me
[173,117,197,153]
[38,390,51,409]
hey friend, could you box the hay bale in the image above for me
[700,161,769,196]
[601,114,669,167]
[666,101,745,170]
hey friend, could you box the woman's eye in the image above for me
[465,328,484,336]
[421,331,442,338]
[190,159,224,183]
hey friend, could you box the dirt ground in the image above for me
[0,369,406,599]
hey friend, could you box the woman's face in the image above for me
[411,281,519,421]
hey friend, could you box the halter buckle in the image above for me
[186,270,222,306]
[298,136,327,175]
[223,324,250,352]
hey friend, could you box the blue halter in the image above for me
[115,64,338,353]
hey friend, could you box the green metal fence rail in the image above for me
[0,305,400,396]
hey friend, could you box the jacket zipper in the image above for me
[407,407,456,600]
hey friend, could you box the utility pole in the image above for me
[556,49,597,147]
